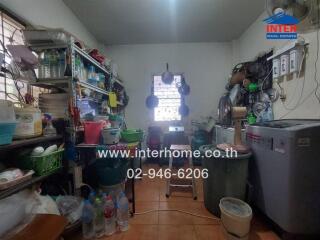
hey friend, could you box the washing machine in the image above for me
[246,119,320,237]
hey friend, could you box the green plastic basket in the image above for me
[19,149,64,176]
[121,129,143,143]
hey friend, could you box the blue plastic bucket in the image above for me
[0,122,17,145]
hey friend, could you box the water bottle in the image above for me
[116,192,129,232]
[75,54,82,80]
[38,51,45,78]
[49,50,56,78]
[82,200,95,239]
[43,50,50,78]
[104,195,116,236]
[89,191,96,205]
[43,114,57,137]
[58,50,66,77]
[94,197,105,238]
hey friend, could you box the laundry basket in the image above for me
[219,197,252,240]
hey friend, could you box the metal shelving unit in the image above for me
[28,37,126,195]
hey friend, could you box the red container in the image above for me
[84,121,104,144]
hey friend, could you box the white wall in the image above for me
[235,12,320,119]
[0,0,102,49]
[106,42,232,130]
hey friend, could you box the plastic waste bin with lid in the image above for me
[199,144,251,216]
[219,197,253,240]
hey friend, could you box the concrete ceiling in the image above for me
[63,0,265,45]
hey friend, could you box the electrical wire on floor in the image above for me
[135,209,221,223]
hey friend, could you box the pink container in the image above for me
[84,121,104,144]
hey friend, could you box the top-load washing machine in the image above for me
[246,119,320,237]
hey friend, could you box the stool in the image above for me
[166,144,197,200]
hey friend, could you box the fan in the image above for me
[217,85,249,153]
[266,0,320,32]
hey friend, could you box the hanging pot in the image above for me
[179,98,189,117]
[146,95,159,109]
[161,63,174,84]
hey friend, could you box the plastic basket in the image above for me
[121,129,143,143]
[19,149,64,176]
[0,122,17,145]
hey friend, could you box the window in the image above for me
[0,10,27,101]
[153,75,181,121]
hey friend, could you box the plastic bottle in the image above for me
[104,195,116,236]
[43,50,50,78]
[49,50,57,78]
[75,54,82,80]
[88,65,97,85]
[94,197,105,238]
[89,191,96,205]
[116,192,129,232]
[43,114,57,137]
[58,50,66,78]
[82,200,95,239]
[38,51,45,78]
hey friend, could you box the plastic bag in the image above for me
[32,192,60,215]
[56,196,83,224]
[0,190,34,237]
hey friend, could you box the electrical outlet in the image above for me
[273,58,280,79]
[280,55,289,76]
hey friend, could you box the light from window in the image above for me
[0,11,27,101]
[153,75,181,121]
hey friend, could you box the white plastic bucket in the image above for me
[102,128,120,145]
[14,105,42,139]
[219,197,252,240]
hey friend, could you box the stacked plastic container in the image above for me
[0,100,17,145]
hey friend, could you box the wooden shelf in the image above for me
[0,135,63,152]
[0,174,54,200]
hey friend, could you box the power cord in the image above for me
[135,209,220,222]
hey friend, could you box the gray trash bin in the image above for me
[200,144,251,216]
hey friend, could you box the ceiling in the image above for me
[63,0,265,45]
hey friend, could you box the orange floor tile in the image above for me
[68,164,280,240]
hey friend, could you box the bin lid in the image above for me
[220,197,252,218]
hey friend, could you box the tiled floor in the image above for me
[70,164,280,240]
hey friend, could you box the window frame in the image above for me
[152,73,184,123]
[0,8,28,101]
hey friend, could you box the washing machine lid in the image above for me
[252,119,320,129]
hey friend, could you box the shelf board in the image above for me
[114,78,124,87]
[77,81,109,95]
[73,44,110,75]
[0,174,54,200]
[0,135,63,152]
[76,143,98,148]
